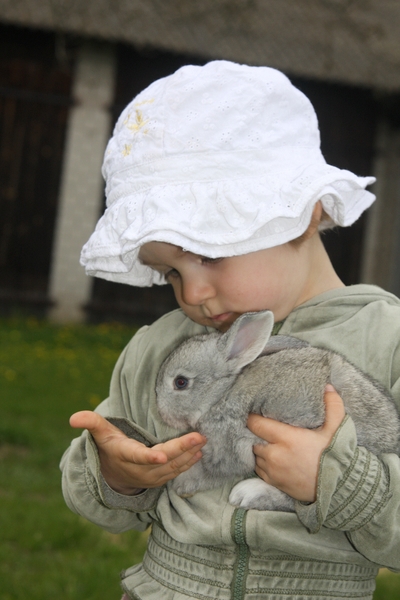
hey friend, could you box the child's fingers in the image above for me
[247,413,291,443]
[70,410,117,438]
[116,440,204,489]
[144,449,204,485]
[156,432,206,460]
[117,434,205,470]
[247,387,346,503]
[120,438,169,466]
[149,434,206,475]
[322,384,346,433]
[70,411,205,470]
[247,385,346,444]
[69,413,206,489]
[70,410,167,465]
[70,411,139,451]
[120,433,206,470]
[130,435,205,485]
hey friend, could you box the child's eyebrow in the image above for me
[138,255,166,271]
[138,247,187,267]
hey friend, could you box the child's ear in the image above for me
[300,201,323,241]
[290,201,324,247]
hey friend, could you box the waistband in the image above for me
[121,516,378,599]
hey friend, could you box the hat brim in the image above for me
[80,162,375,287]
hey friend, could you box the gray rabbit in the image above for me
[155,311,400,511]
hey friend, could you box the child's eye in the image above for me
[165,268,180,281]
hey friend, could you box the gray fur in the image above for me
[155,311,400,511]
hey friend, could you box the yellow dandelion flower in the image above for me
[89,393,101,408]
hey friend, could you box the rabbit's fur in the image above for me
[155,311,400,511]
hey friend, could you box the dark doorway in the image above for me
[0,24,74,314]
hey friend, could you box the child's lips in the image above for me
[211,312,233,323]
[208,312,238,331]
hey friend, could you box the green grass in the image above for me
[0,317,148,599]
[0,316,399,599]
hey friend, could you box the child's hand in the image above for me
[70,411,206,495]
[246,385,346,503]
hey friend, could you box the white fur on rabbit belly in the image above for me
[155,310,400,511]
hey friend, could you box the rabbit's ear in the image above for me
[261,335,309,356]
[218,311,274,370]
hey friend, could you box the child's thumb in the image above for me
[323,384,346,432]
[70,410,119,442]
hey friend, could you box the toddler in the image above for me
[61,61,400,600]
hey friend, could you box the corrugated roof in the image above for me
[1,0,400,90]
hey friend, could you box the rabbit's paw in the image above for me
[229,478,295,512]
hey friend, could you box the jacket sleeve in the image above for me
[295,328,400,571]
[60,427,160,534]
[60,326,165,534]
[295,414,400,571]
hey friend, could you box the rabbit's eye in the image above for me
[174,376,189,390]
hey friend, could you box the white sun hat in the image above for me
[80,60,375,286]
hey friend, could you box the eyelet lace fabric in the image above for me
[80,61,375,286]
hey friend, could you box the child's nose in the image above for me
[181,276,216,306]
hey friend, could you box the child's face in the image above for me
[139,239,321,332]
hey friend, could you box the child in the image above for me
[61,61,400,600]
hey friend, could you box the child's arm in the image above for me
[70,410,205,494]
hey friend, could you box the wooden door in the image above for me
[0,25,73,312]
